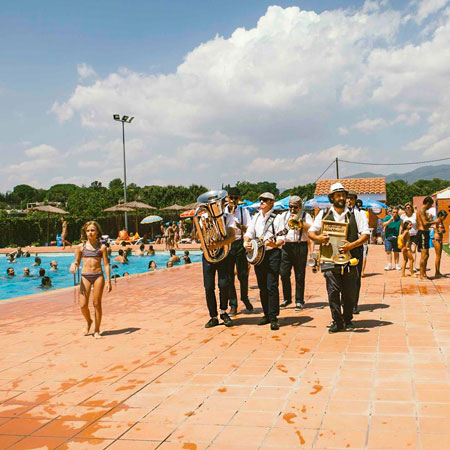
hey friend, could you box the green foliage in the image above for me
[10,184,43,208]
[224,181,280,201]
[66,187,114,217]
[46,184,79,202]
[386,178,450,206]
[282,183,316,201]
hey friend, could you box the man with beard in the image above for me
[308,183,370,333]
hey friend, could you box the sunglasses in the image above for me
[289,205,299,210]
[260,198,271,203]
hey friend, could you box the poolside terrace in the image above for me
[0,245,449,449]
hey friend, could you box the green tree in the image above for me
[66,187,114,217]
[11,184,40,208]
[47,184,79,203]
[282,183,316,200]
[108,178,124,190]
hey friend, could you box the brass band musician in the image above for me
[279,196,313,310]
[225,187,253,315]
[308,183,370,333]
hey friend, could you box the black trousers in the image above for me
[280,242,308,304]
[353,246,363,307]
[254,248,281,320]
[228,239,249,308]
[202,254,231,318]
[324,266,357,327]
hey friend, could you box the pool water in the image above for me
[0,250,202,301]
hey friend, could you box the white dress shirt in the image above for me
[225,205,251,240]
[309,206,370,236]
[281,211,313,243]
[244,209,286,250]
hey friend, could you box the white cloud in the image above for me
[414,0,449,23]
[40,3,450,188]
[77,63,98,80]
[25,144,59,159]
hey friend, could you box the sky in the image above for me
[1,0,449,192]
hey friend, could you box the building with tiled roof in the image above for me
[315,178,386,199]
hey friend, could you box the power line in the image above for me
[339,156,450,166]
[313,160,335,184]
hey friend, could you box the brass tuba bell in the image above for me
[193,190,230,263]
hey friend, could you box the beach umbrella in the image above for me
[304,196,331,209]
[362,199,387,210]
[105,201,157,232]
[180,209,196,218]
[246,196,291,211]
[161,204,189,211]
[28,205,69,245]
[140,215,163,224]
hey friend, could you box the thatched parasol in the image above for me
[28,205,69,245]
[104,201,157,232]
[161,204,189,211]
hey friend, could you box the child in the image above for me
[400,221,416,278]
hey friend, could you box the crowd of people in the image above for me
[382,198,446,279]
[196,185,447,333]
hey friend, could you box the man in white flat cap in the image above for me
[244,192,285,330]
[279,195,313,310]
[308,183,370,333]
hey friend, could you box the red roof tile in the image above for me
[315,178,386,196]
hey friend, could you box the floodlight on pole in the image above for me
[113,114,134,230]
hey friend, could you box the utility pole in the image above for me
[335,157,339,179]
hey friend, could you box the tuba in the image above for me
[193,190,230,263]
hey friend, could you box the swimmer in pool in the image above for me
[71,221,112,339]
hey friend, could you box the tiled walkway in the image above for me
[0,246,449,449]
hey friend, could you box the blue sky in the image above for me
[1,0,449,191]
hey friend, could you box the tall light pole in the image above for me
[113,114,134,230]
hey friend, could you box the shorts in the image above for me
[417,230,430,251]
[410,234,418,246]
[384,236,400,253]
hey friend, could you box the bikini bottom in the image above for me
[81,272,104,285]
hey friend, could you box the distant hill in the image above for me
[346,164,450,183]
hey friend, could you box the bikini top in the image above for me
[81,243,103,258]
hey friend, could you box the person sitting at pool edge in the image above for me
[114,249,128,264]
[183,250,191,264]
[7,267,15,276]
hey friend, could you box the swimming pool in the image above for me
[0,250,202,301]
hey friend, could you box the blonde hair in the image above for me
[81,221,103,242]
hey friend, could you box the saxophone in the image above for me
[193,190,230,263]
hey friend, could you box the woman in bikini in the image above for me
[434,222,445,278]
[70,221,112,338]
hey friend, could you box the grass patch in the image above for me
[444,244,450,256]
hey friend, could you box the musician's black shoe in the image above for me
[280,300,292,308]
[220,313,233,327]
[328,323,344,333]
[205,317,219,328]
[345,321,356,330]
[353,306,360,315]
[258,316,270,326]
[295,302,303,311]
[229,306,237,317]
[243,300,254,311]
[270,319,280,330]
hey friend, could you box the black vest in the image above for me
[323,208,361,258]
